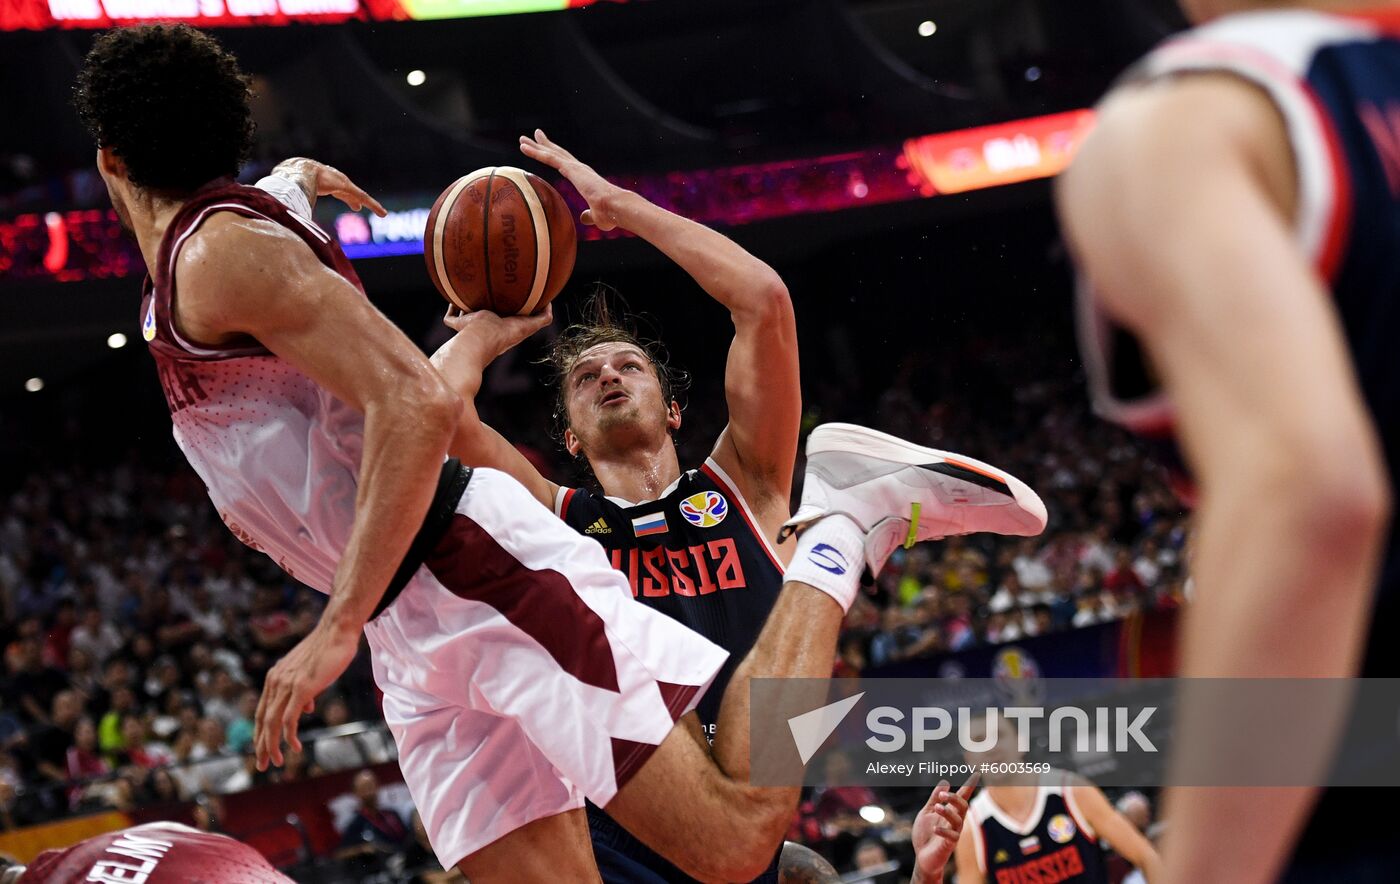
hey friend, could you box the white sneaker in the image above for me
[780,423,1047,577]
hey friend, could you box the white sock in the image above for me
[783,514,865,612]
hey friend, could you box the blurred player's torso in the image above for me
[141,180,368,595]
[1085,7,1400,677]
[1081,5,1400,866]
[969,782,1107,884]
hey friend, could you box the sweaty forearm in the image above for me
[429,333,492,402]
[321,399,456,631]
[608,191,784,314]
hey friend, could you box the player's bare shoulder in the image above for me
[173,212,335,343]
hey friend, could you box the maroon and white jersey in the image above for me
[140,178,368,593]
[21,822,293,883]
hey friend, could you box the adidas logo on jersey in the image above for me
[585,518,612,535]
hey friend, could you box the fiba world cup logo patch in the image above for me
[679,491,728,528]
[143,302,157,342]
[1047,814,1077,844]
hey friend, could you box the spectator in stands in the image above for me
[118,714,170,769]
[201,669,240,729]
[853,838,895,878]
[70,607,122,665]
[149,767,181,804]
[225,689,256,754]
[5,639,65,725]
[312,695,391,773]
[26,690,82,786]
[338,770,411,877]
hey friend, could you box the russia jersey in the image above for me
[21,822,293,883]
[555,456,785,728]
[140,177,369,595]
[556,457,785,884]
[967,780,1107,884]
[1076,7,1400,868]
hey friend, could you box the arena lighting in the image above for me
[406,70,427,86]
[24,378,44,393]
[0,109,1097,282]
[107,332,128,349]
[0,0,629,32]
[859,805,887,824]
[918,19,937,36]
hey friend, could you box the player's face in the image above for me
[564,342,680,458]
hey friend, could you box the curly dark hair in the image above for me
[543,286,690,451]
[74,25,254,195]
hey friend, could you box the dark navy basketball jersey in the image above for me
[558,456,785,884]
[968,780,1108,884]
[1077,7,1400,871]
[556,456,785,727]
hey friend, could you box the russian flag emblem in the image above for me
[631,512,668,537]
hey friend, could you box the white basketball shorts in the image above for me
[363,468,729,869]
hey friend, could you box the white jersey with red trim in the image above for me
[140,178,370,594]
[1079,7,1398,436]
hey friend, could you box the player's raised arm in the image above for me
[1057,75,1390,884]
[173,214,462,770]
[520,130,801,508]
[1066,780,1161,882]
[428,306,560,508]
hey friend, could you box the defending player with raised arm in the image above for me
[1058,1,1399,881]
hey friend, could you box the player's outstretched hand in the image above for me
[911,772,979,884]
[254,618,361,771]
[443,304,553,362]
[519,129,624,231]
[273,157,387,216]
[313,163,387,216]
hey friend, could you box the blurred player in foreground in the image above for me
[3,822,291,883]
[1059,0,1400,880]
[78,24,1046,882]
[954,714,1161,883]
[431,129,800,882]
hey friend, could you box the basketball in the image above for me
[423,166,577,315]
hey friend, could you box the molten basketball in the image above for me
[424,166,577,315]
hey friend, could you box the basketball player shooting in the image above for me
[433,128,800,881]
[1059,1,1400,881]
[78,24,1045,882]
